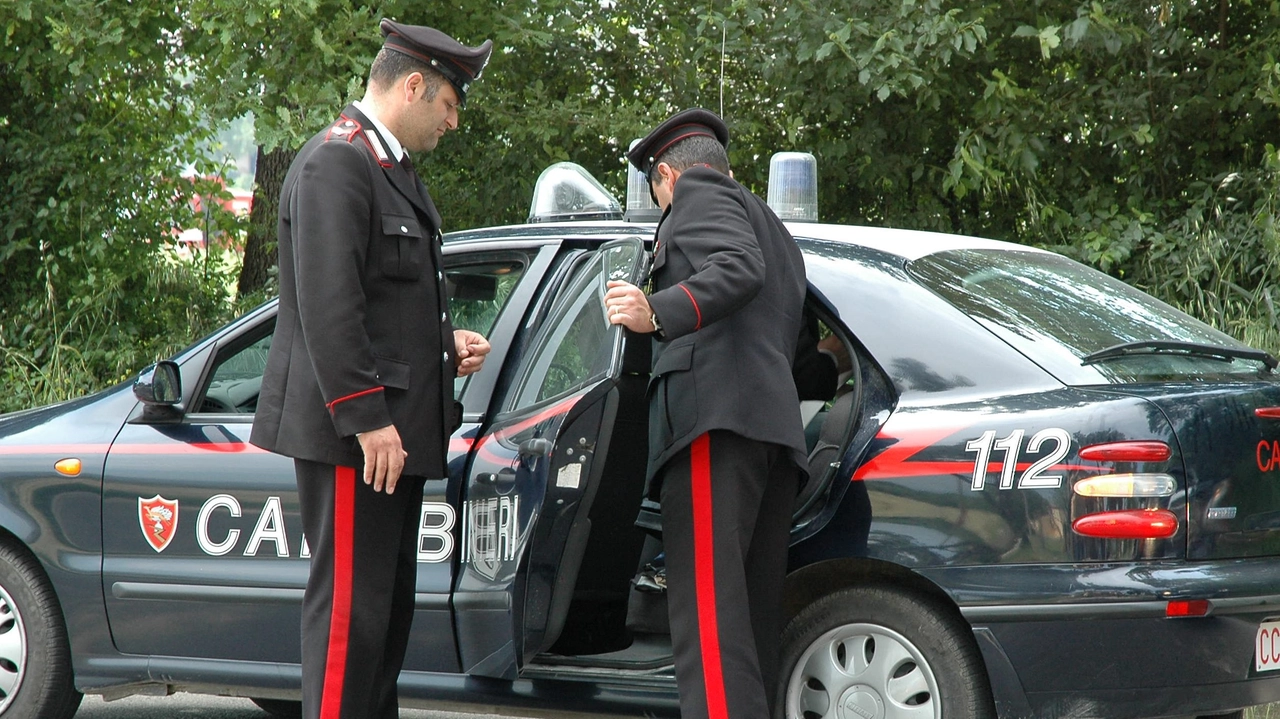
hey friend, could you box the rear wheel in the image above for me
[0,541,81,719]
[251,697,303,718]
[777,584,993,719]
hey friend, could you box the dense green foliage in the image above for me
[0,0,244,410]
[3,0,1280,414]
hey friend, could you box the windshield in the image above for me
[908,248,1271,384]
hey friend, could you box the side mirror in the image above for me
[134,361,182,405]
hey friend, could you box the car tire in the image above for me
[0,541,81,719]
[777,584,993,719]
[251,697,303,718]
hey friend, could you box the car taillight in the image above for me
[1073,474,1176,498]
[1079,440,1171,462]
[1165,599,1212,619]
[1072,509,1179,539]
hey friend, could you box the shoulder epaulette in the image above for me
[325,116,362,143]
[324,115,395,169]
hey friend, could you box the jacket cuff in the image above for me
[648,283,702,339]
[326,387,393,438]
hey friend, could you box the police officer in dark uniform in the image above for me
[604,108,810,719]
[250,19,492,719]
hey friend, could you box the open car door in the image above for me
[454,238,649,678]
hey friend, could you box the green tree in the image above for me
[699,0,1280,344]
[0,0,237,412]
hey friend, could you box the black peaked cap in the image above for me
[626,108,730,175]
[380,19,493,106]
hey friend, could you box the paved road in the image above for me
[73,693,512,719]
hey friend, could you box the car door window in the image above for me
[507,242,642,411]
[194,328,273,414]
[446,253,529,396]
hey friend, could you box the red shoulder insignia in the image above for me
[325,115,362,143]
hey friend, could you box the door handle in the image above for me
[476,468,517,485]
[518,438,554,457]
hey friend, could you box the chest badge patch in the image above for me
[139,495,179,552]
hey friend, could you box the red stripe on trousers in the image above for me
[320,466,356,719]
[691,434,728,719]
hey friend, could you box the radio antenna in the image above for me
[719,22,727,117]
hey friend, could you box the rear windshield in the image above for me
[908,248,1271,385]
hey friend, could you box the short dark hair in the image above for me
[368,48,446,101]
[654,135,730,175]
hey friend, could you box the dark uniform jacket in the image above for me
[645,166,809,480]
[251,104,457,478]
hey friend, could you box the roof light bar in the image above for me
[766,152,818,222]
[1078,441,1171,463]
[624,138,662,222]
[527,162,622,224]
[1072,509,1179,539]
[1073,473,1176,498]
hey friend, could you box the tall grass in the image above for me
[0,245,244,414]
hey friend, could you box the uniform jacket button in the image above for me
[443,352,449,362]
[401,225,409,233]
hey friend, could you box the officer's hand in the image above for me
[604,281,656,333]
[454,330,490,377]
[357,425,407,494]
[818,334,853,373]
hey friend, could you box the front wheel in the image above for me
[777,585,993,719]
[0,541,81,719]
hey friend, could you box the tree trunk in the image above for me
[236,145,295,299]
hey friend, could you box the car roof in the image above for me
[444,219,1050,262]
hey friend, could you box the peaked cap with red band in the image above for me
[379,19,493,107]
[626,108,730,176]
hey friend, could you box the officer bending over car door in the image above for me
[604,108,813,719]
[250,20,492,719]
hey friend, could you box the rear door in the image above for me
[453,238,647,678]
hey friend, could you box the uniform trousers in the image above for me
[295,458,426,719]
[659,430,800,719]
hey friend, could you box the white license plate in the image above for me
[1257,620,1280,672]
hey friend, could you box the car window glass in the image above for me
[196,331,272,414]
[507,245,638,411]
[446,255,528,396]
[909,249,1265,383]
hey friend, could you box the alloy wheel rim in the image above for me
[0,584,27,713]
[785,622,939,719]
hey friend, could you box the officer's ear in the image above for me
[402,71,426,103]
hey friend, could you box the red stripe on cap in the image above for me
[320,465,356,719]
[678,284,703,330]
[691,433,728,719]
[649,124,718,164]
[384,36,476,81]
[326,386,384,414]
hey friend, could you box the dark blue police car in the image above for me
[2,158,1280,719]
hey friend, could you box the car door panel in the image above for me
[454,238,647,678]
